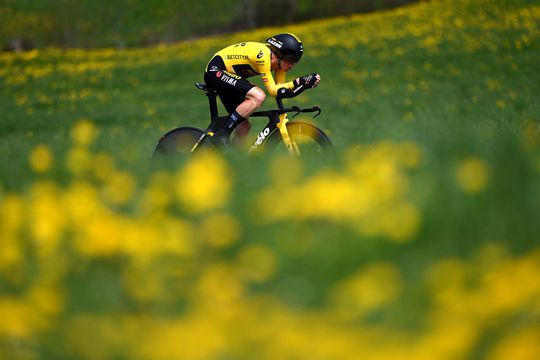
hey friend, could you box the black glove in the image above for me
[277,87,298,99]
[294,73,320,89]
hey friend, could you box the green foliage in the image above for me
[0,0,420,48]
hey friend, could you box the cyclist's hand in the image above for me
[294,73,321,89]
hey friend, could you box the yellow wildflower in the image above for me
[331,262,402,319]
[29,144,54,173]
[455,157,490,194]
[201,212,241,248]
[71,119,98,146]
[102,170,136,205]
[236,244,277,283]
[175,150,232,213]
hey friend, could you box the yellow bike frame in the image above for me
[277,113,300,156]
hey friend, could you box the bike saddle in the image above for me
[194,82,206,90]
[195,83,218,95]
[194,82,212,91]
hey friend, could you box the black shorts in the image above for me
[204,56,255,114]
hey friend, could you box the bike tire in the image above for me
[152,127,207,159]
[264,121,334,155]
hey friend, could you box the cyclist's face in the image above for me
[270,52,296,72]
[279,58,296,72]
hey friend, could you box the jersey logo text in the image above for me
[220,73,238,86]
[254,127,271,146]
[226,55,249,60]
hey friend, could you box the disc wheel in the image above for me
[264,121,334,156]
[152,127,207,159]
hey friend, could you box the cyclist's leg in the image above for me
[236,87,266,118]
[229,87,265,146]
[204,65,261,146]
[232,119,252,148]
[219,87,266,145]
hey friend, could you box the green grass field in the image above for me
[1,0,540,359]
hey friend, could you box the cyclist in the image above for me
[204,33,321,148]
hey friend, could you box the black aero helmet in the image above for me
[266,33,304,63]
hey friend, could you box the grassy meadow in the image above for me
[1,0,540,358]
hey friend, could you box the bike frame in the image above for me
[191,83,321,155]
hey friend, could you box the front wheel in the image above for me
[264,121,334,156]
[152,127,208,159]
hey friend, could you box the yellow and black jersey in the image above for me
[206,42,294,97]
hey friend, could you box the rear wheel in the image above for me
[152,127,207,159]
[264,121,334,156]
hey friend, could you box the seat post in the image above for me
[194,83,220,121]
[206,90,219,120]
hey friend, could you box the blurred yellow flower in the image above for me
[0,235,23,273]
[62,181,103,224]
[268,154,303,185]
[456,157,490,194]
[102,170,136,205]
[194,263,244,311]
[63,315,137,360]
[75,212,122,256]
[488,327,540,360]
[92,152,116,181]
[29,182,66,253]
[496,99,507,110]
[257,141,422,241]
[137,315,226,360]
[137,171,175,215]
[175,150,232,213]
[0,194,24,233]
[358,201,421,242]
[26,285,63,318]
[29,144,54,173]
[71,119,98,146]
[425,258,467,305]
[236,244,277,283]
[403,112,415,122]
[201,212,241,248]
[521,120,540,150]
[151,217,194,257]
[0,298,35,339]
[331,262,402,319]
[399,141,422,167]
[65,147,93,176]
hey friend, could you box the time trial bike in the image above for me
[152,83,333,158]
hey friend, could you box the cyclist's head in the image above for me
[266,33,303,64]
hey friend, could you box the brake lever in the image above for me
[291,106,302,118]
[291,106,322,118]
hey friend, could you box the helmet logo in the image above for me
[267,38,282,49]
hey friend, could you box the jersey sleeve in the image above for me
[213,42,296,97]
[258,57,295,97]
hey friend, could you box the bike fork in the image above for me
[278,114,300,156]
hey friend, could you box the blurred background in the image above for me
[1,0,419,50]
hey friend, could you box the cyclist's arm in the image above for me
[274,69,288,85]
[261,70,294,97]
[275,69,314,99]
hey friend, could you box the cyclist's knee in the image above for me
[247,87,266,108]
